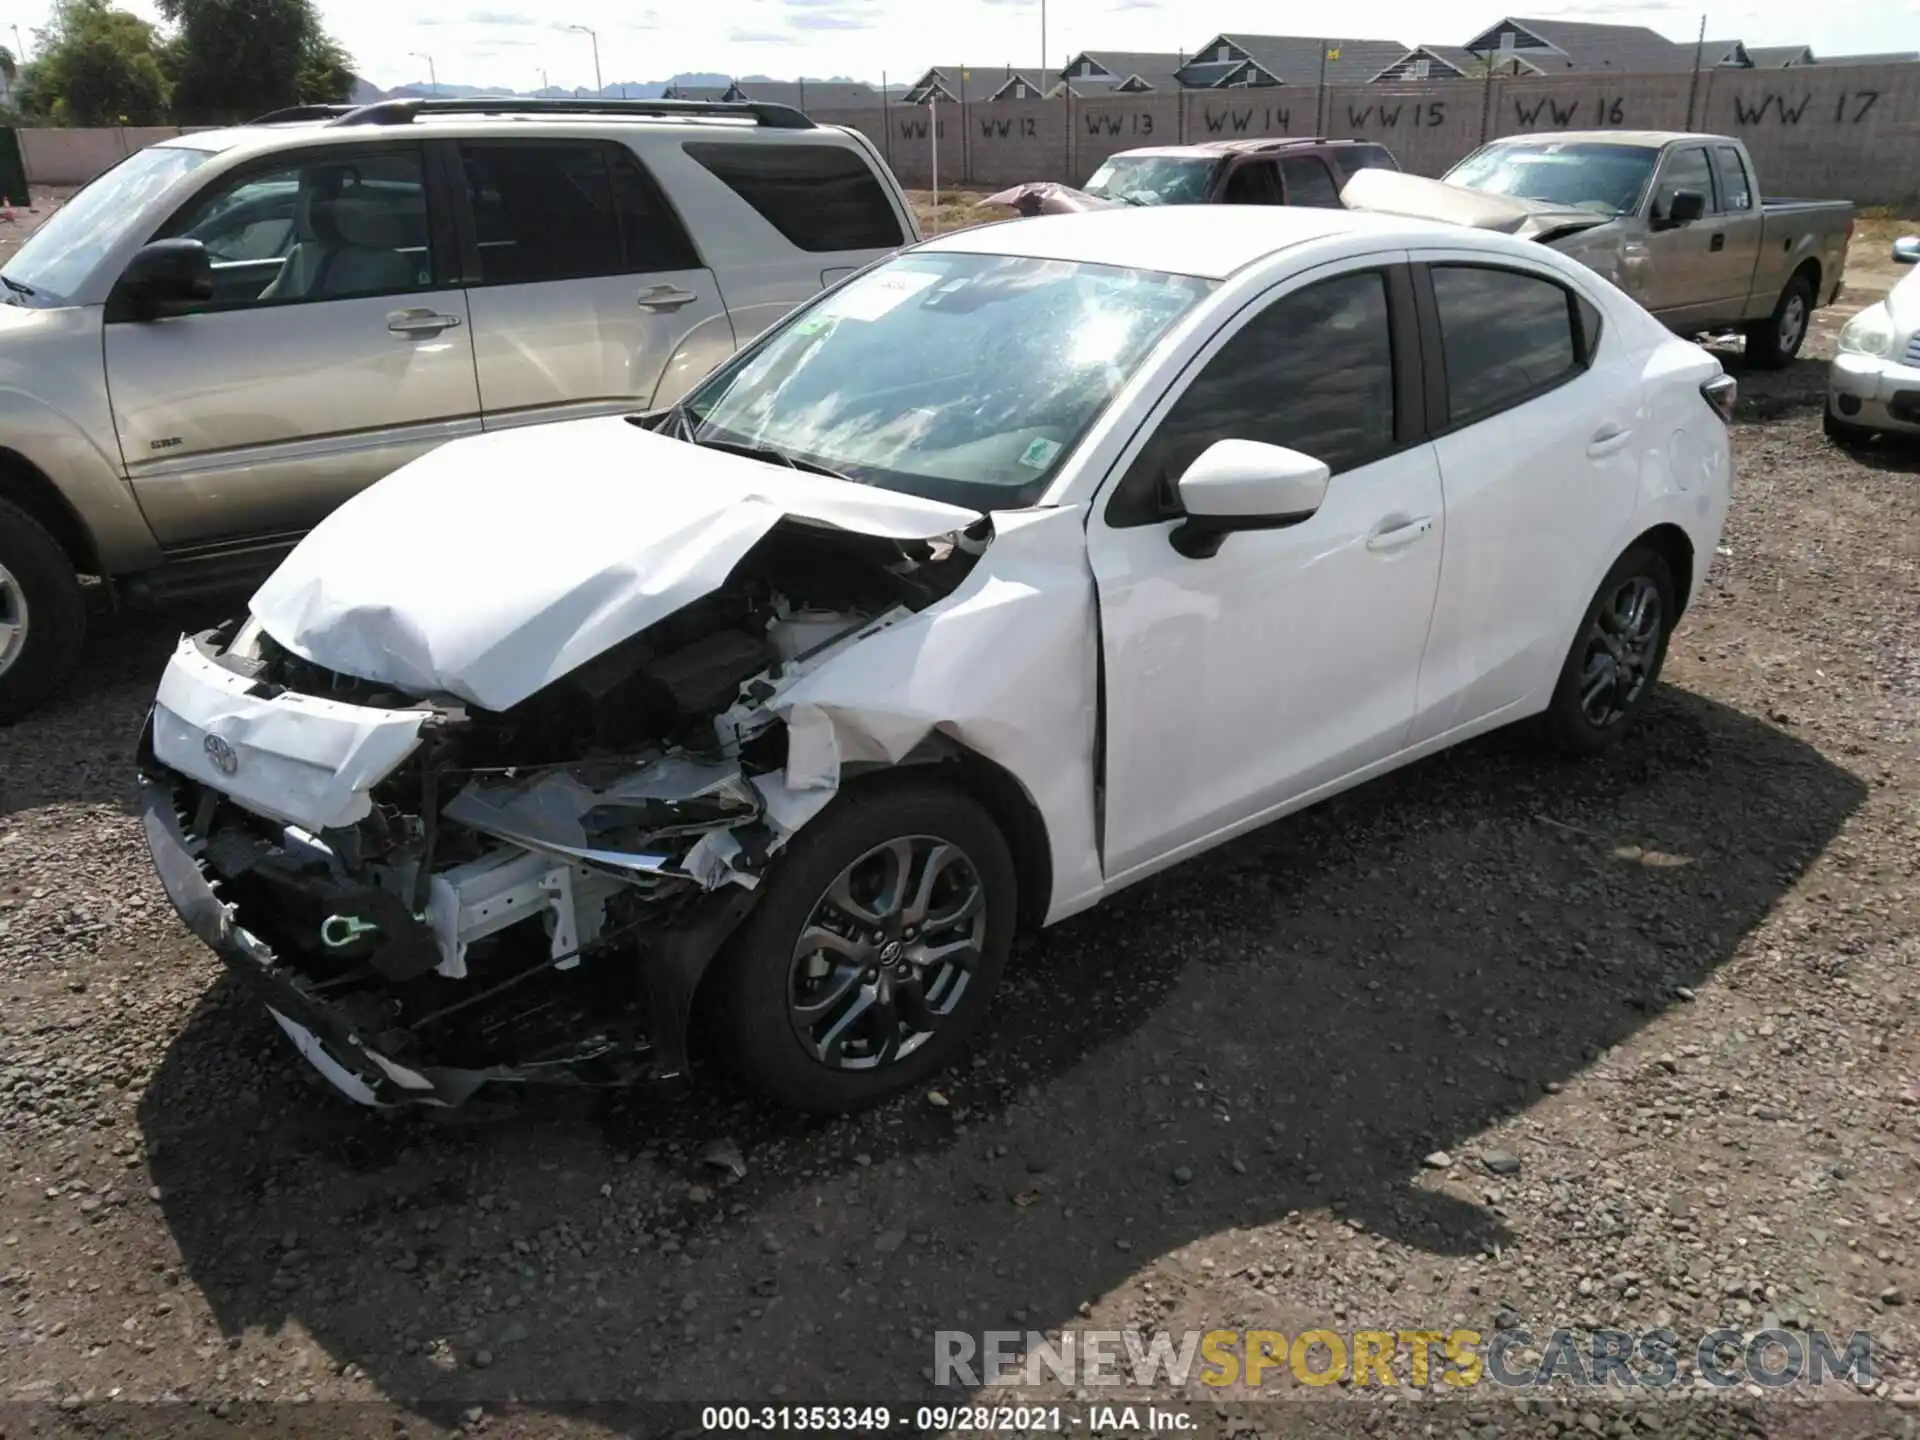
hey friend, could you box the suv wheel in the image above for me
[0,497,86,724]
[710,778,1016,1113]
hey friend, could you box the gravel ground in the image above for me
[0,249,1916,1439]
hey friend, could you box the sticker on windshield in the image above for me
[817,268,941,323]
[1018,438,1063,470]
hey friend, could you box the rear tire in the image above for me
[1537,545,1676,757]
[1744,273,1814,371]
[709,777,1016,1113]
[0,497,86,725]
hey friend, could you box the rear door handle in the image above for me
[1366,516,1435,553]
[637,284,699,312]
[1710,232,1726,252]
[386,309,462,336]
[1587,424,1634,458]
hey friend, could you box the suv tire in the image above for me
[0,497,85,724]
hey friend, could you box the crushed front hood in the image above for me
[1340,168,1611,241]
[249,416,984,713]
[982,182,1124,216]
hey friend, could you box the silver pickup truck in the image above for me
[1344,130,1853,370]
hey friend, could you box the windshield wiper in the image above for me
[694,436,853,482]
[1,274,35,298]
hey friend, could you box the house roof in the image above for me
[1820,51,1920,65]
[903,65,999,101]
[1213,35,1413,85]
[1369,44,1495,80]
[984,70,1058,100]
[1064,50,1189,91]
[1463,17,1698,72]
[1747,45,1816,67]
[661,83,731,101]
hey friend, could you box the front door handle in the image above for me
[1587,424,1634,458]
[1365,516,1434,553]
[387,309,462,336]
[638,284,699,312]
[1710,232,1726,252]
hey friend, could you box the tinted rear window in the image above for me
[683,141,905,252]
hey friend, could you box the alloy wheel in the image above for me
[1578,574,1663,727]
[0,561,29,680]
[1779,294,1808,355]
[786,835,988,1072]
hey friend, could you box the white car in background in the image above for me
[139,206,1736,1113]
[1827,235,1920,442]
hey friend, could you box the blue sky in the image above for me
[11,0,1917,91]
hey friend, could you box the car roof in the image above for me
[1479,130,1735,150]
[918,205,1472,279]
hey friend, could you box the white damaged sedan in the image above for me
[139,206,1735,1112]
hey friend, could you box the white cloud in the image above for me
[9,0,1915,91]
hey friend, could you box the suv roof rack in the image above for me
[322,96,816,130]
[249,103,363,124]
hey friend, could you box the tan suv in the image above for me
[0,96,919,720]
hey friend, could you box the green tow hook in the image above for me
[320,914,381,949]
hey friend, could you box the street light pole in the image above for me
[568,24,602,96]
[410,51,437,97]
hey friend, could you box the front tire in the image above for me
[0,497,86,724]
[710,778,1016,1113]
[1744,273,1814,370]
[1538,545,1676,756]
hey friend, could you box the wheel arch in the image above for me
[0,448,101,578]
[1630,521,1696,619]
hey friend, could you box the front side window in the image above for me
[683,141,905,252]
[683,251,1212,511]
[1280,157,1342,208]
[1653,145,1715,217]
[1110,270,1396,526]
[461,140,699,285]
[1220,162,1280,205]
[3,144,214,305]
[1329,145,1398,183]
[1430,264,1593,427]
[159,147,432,309]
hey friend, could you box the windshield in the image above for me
[1083,155,1220,206]
[683,251,1213,511]
[1443,142,1656,216]
[2,145,215,303]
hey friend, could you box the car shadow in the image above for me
[136,688,1865,1412]
[0,603,225,820]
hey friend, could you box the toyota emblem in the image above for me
[203,734,239,775]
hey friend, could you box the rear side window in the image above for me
[683,141,905,252]
[1280,156,1341,208]
[1710,145,1752,211]
[1429,264,1598,427]
[459,140,699,285]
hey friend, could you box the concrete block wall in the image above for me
[824,58,1920,207]
[17,61,1920,205]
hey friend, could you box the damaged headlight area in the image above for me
[138,519,986,1107]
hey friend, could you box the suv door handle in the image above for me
[638,284,699,312]
[1710,232,1726,252]
[1365,516,1434,553]
[387,309,462,336]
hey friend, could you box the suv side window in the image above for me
[1710,145,1752,211]
[459,140,700,285]
[1220,161,1281,205]
[1429,264,1599,427]
[682,141,905,251]
[1279,156,1342,208]
[1108,270,1396,527]
[157,146,433,311]
[1653,144,1715,217]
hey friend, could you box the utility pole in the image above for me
[1685,13,1707,129]
[568,24,602,96]
[538,68,549,94]
[410,52,437,96]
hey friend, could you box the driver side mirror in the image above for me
[116,239,214,319]
[1170,439,1330,560]
[1656,189,1707,229]
[1894,236,1920,266]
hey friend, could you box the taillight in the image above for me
[1701,373,1737,422]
